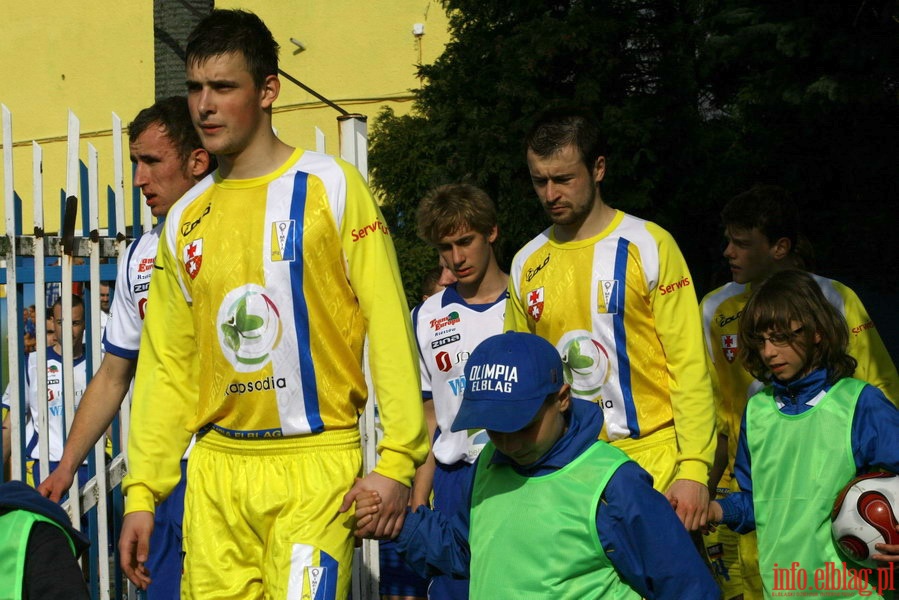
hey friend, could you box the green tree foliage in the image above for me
[372,0,898,305]
[701,0,899,289]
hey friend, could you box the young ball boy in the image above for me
[358,332,720,599]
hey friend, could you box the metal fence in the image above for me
[1,106,380,599]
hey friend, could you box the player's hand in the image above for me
[353,490,383,538]
[703,500,724,535]
[119,511,155,590]
[872,523,899,563]
[665,479,710,531]
[339,471,410,540]
[36,467,74,503]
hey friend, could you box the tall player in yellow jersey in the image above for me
[118,10,428,600]
[505,108,716,532]
[700,185,899,599]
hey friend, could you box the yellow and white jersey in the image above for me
[124,149,427,513]
[505,210,714,484]
[701,273,899,474]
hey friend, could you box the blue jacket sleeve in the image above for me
[394,461,475,579]
[598,462,720,599]
[717,409,756,533]
[852,384,899,472]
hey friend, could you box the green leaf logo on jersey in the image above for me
[217,285,283,372]
[558,332,610,402]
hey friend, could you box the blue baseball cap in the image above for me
[451,332,564,433]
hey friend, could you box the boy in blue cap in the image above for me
[356,331,719,599]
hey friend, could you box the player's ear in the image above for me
[188,148,212,179]
[592,156,606,184]
[557,384,571,412]
[259,74,280,109]
[770,236,792,261]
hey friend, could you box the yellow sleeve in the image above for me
[122,228,197,514]
[648,224,716,484]
[338,163,428,485]
[837,283,899,405]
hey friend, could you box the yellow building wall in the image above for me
[0,1,449,231]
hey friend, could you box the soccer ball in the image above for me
[831,472,899,569]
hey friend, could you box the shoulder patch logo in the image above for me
[527,287,544,322]
[721,334,738,363]
[271,220,296,262]
[183,239,203,280]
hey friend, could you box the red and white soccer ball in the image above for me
[831,472,899,569]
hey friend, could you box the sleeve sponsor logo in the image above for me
[658,276,691,295]
[350,218,390,242]
[851,321,875,336]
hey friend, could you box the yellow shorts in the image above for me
[182,428,362,600]
[738,529,763,600]
[610,426,677,493]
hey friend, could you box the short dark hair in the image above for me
[721,185,800,249]
[128,96,204,166]
[186,9,279,88]
[526,108,605,170]
[416,183,498,244]
[739,270,857,383]
[51,294,85,312]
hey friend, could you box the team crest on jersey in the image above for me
[183,239,203,280]
[270,220,296,262]
[721,334,738,363]
[597,280,619,315]
[527,287,544,321]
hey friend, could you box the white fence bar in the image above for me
[2,104,23,480]
[61,110,82,529]
[111,113,131,462]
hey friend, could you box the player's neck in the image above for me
[217,133,294,180]
[554,198,616,243]
[456,263,507,304]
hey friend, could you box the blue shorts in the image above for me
[145,460,188,599]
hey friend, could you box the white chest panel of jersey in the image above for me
[413,286,507,464]
[24,349,88,461]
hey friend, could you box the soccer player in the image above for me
[37,96,212,599]
[700,185,899,599]
[505,108,715,530]
[409,183,507,599]
[357,332,721,600]
[118,10,428,599]
[2,296,86,483]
